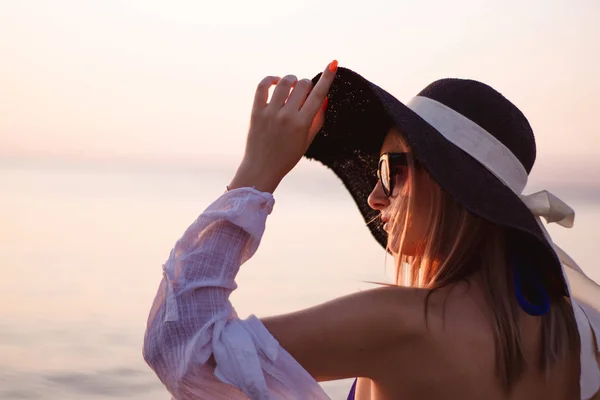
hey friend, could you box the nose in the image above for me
[367,180,390,211]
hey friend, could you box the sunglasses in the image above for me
[377,152,412,197]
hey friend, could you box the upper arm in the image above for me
[261,285,429,382]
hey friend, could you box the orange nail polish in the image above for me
[328,60,338,72]
[322,97,329,111]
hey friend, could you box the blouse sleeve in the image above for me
[142,187,330,400]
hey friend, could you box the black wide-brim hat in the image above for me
[305,67,568,297]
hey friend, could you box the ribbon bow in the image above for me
[521,190,575,228]
[521,190,600,399]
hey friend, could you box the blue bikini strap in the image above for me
[512,253,550,316]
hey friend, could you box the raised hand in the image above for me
[228,60,338,193]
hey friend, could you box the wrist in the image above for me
[228,161,281,194]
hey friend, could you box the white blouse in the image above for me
[143,187,331,399]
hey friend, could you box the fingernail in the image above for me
[328,60,338,72]
[322,97,329,111]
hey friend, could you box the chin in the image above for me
[386,236,407,256]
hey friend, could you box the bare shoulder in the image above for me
[352,285,435,334]
[363,282,489,338]
[370,282,496,391]
[353,282,492,347]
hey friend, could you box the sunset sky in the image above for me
[1,0,599,183]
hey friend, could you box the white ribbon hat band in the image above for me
[406,95,600,399]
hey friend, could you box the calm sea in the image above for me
[1,163,598,400]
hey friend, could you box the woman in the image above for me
[143,61,600,399]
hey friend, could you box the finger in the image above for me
[307,97,328,142]
[300,60,337,120]
[268,75,297,108]
[284,78,313,110]
[253,76,280,110]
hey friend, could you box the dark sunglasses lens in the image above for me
[379,159,390,195]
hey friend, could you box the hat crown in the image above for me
[418,79,536,174]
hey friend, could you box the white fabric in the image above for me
[406,94,600,399]
[143,187,330,399]
[406,96,529,194]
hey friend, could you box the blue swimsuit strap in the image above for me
[512,253,550,316]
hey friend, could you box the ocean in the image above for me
[1,163,598,400]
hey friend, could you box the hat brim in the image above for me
[305,67,568,297]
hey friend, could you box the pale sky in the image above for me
[1,0,599,182]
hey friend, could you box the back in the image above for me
[357,281,581,400]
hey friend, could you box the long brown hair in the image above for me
[385,135,579,393]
